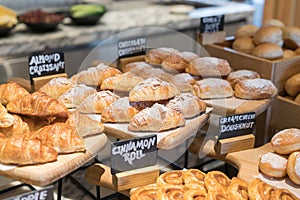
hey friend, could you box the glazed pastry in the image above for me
[129,77,180,102]
[157,170,185,187]
[227,69,260,88]
[206,190,230,200]
[71,63,121,86]
[128,103,185,132]
[157,185,185,200]
[0,134,57,165]
[100,72,144,92]
[76,90,119,114]
[130,184,158,200]
[271,128,300,154]
[101,97,140,123]
[270,188,299,200]
[192,78,234,99]
[7,91,69,119]
[0,114,30,137]
[183,189,207,200]
[234,78,278,100]
[248,178,276,200]
[228,177,249,200]
[170,73,196,92]
[259,152,287,178]
[0,103,14,128]
[287,151,300,185]
[39,77,75,98]
[0,82,29,105]
[183,169,206,191]
[167,93,207,118]
[26,122,85,153]
[204,171,231,192]
[58,84,97,108]
[145,47,180,65]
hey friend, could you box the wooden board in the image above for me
[0,134,108,186]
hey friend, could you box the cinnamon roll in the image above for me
[157,185,185,200]
[130,184,158,200]
[204,171,231,192]
[183,169,206,191]
[270,188,299,200]
[183,189,207,200]
[157,170,184,187]
[248,178,276,200]
[228,177,249,200]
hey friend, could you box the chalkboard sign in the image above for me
[118,37,146,58]
[111,135,157,174]
[7,185,54,200]
[218,112,255,140]
[200,15,225,33]
[28,52,65,84]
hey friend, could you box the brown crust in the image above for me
[271,128,300,154]
[287,151,300,185]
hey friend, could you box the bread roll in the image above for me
[251,43,283,60]
[295,93,300,105]
[283,49,297,59]
[287,151,300,185]
[271,128,300,154]
[234,78,278,99]
[285,73,300,97]
[259,152,287,178]
[283,26,300,49]
[263,19,285,29]
[235,24,259,38]
[227,69,260,88]
[192,78,234,99]
[253,26,284,46]
[232,37,255,54]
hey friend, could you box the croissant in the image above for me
[0,114,30,137]
[6,91,69,119]
[0,82,29,105]
[0,134,58,165]
[26,122,85,153]
[39,77,75,98]
[0,103,14,128]
[66,111,104,137]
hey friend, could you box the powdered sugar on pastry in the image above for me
[260,152,287,169]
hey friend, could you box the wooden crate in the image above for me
[204,39,300,93]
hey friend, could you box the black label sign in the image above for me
[111,135,157,174]
[218,112,255,140]
[28,52,65,83]
[118,37,146,58]
[7,186,54,200]
[200,15,225,33]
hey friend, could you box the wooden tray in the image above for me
[0,133,108,186]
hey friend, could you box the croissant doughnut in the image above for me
[183,189,207,200]
[271,128,300,154]
[183,169,206,191]
[157,185,185,200]
[204,171,231,192]
[259,152,287,178]
[248,178,276,200]
[157,170,184,187]
[287,151,300,185]
[270,188,299,200]
[130,184,158,200]
[228,177,249,200]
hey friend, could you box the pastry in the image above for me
[228,177,248,200]
[161,51,197,73]
[128,103,185,132]
[204,171,231,192]
[58,84,97,108]
[26,122,85,153]
[271,128,300,154]
[263,19,285,29]
[157,170,185,187]
[259,152,287,178]
[167,93,207,118]
[71,63,121,86]
[285,73,300,97]
[248,178,276,200]
[38,77,75,98]
[234,78,278,100]
[295,47,300,54]
[157,185,185,200]
[232,37,255,54]
[121,61,153,74]
[100,72,144,92]
[235,24,259,38]
[7,91,69,119]
[283,49,297,59]
[130,184,158,200]
[183,169,206,191]
[251,43,283,60]
[192,78,234,99]
[129,77,180,102]
[206,190,230,200]
[0,134,57,165]
[0,82,29,105]
[295,93,300,105]
[287,151,300,185]
[0,103,14,128]
[20,116,51,132]
[227,69,260,88]
[270,188,299,199]
[101,97,140,123]
[170,73,196,92]
[138,67,173,82]
[145,47,180,65]
[283,26,300,50]
[253,26,284,46]
[183,189,207,200]
[66,111,104,137]
[76,90,119,114]
[186,57,232,77]
[0,114,30,137]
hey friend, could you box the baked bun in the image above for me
[145,47,180,65]
[235,24,259,38]
[186,57,232,77]
[253,26,284,47]
[234,78,278,99]
[251,43,283,60]
[263,19,285,29]
[129,77,180,102]
[271,128,300,154]
[295,93,300,105]
[283,26,300,49]
[283,49,297,59]
[285,73,300,97]
[287,151,300,185]
[227,69,260,88]
[192,78,234,99]
[232,37,255,54]
[259,152,287,178]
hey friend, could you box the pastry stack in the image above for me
[284,73,300,105]
[130,168,299,200]
[259,128,300,186]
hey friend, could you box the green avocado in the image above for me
[70,4,106,18]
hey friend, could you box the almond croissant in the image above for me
[0,82,29,105]
[0,114,30,137]
[26,122,85,153]
[0,134,58,165]
[0,103,14,128]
